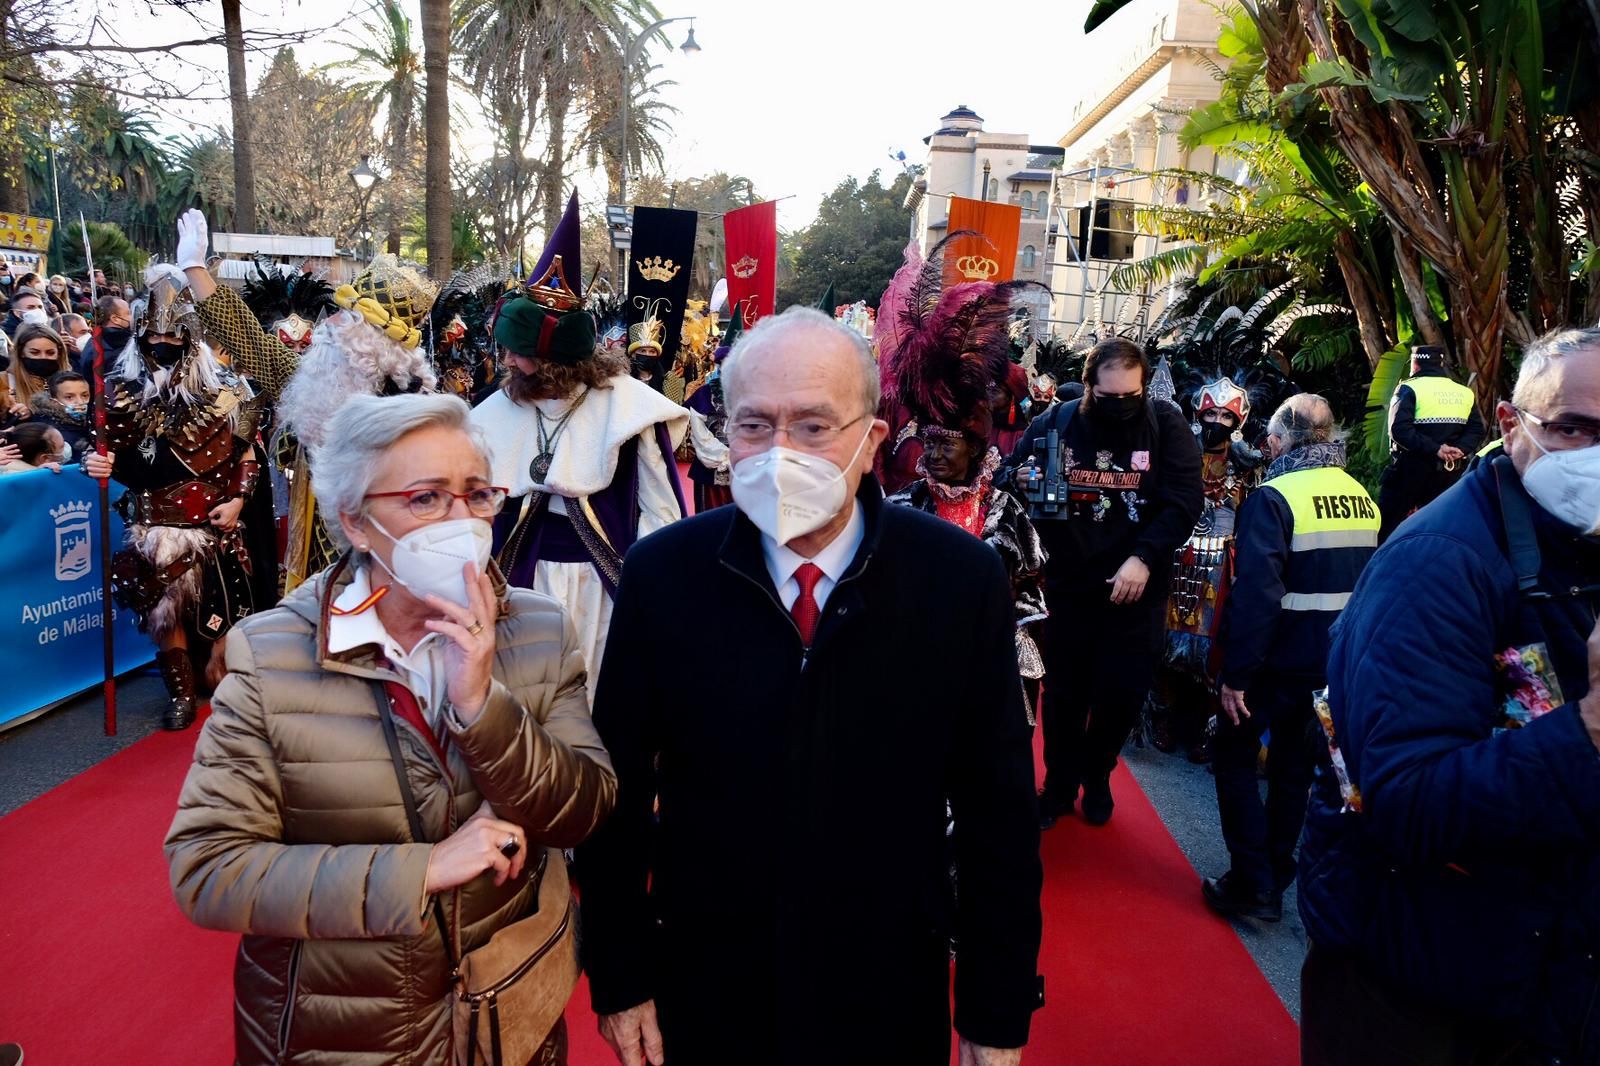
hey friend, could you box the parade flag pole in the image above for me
[82,213,116,735]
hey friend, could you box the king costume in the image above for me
[104,264,265,729]
[471,204,690,690]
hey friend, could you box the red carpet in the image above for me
[0,723,1297,1064]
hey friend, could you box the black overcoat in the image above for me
[578,477,1043,1065]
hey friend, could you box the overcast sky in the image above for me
[105,0,1092,232]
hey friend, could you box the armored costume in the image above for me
[105,265,265,729]
[1163,375,1266,680]
[199,254,438,591]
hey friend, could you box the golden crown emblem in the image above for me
[732,255,759,279]
[956,254,1000,281]
[635,255,682,284]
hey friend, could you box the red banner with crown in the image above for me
[723,200,778,330]
[943,197,1021,286]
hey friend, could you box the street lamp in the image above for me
[348,154,381,263]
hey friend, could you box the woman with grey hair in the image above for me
[165,391,617,1065]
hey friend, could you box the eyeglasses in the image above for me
[364,486,509,521]
[729,413,869,449]
[1518,408,1600,450]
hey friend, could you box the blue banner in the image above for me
[0,465,154,727]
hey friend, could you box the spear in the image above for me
[82,213,115,736]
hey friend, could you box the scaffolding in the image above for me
[1041,163,1171,344]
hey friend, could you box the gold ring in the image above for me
[466,620,484,636]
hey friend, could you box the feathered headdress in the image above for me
[242,257,336,351]
[877,233,1036,438]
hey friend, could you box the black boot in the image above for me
[1081,775,1115,826]
[156,647,197,731]
[1037,785,1078,831]
[1201,872,1282,922]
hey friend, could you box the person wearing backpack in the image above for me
[1006,338,1203,828]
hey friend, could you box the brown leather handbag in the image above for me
[376,690,580,1066]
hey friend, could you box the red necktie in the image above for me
[790,562,824,647]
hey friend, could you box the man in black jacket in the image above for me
[1008,338,1203,827]
[1201,395,1377,922]
[578,307,1043,1066]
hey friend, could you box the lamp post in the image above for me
[348,154,381,263]
[616,16,700,290]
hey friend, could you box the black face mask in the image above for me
[1094,393,1144,421]
[1200,421,1234,450]
[22,356,58,380]
[144,341,187,368]
[100,326,132,352]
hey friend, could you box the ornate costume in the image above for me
[681,304,740,512]
[470,236,690,695]
[198,255,438,591]
[1163,375,1267,681]
[426,262,510,406]
[105,264,265,728]
[877,240,1048,699]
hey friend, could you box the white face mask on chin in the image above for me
[1520,414,1600,536]
[368,515,494,608]
[730,423,873,545]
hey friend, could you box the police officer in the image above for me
[1201,394,1378,921]
[1378,344,1483,541]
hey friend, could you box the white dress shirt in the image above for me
[759,499,864,613]
[327,566,450,728]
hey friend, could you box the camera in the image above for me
[1021,429,1068,519]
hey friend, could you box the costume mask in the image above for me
[369,516,494,609]
[1520,415,1600,536]
[145,341,187,368]
[731,425,872,545]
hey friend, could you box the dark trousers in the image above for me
[1213,673,1318,895]
[1039,583,1164,798]
[1302,943,1543,1066]
[1378,455,1461,542]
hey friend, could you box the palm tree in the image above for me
[582,58,676,204]
[453,0,661,240]
[324,0,424,253]
[421,0,452,273]
[162,135,236,228]
[221,0,256,231]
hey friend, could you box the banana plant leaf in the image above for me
[1084,0,1136,33]
[1362,342,1411,464]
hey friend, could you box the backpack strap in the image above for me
[1491,454,1544,599]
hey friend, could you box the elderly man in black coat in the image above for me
[578,306,1044,1066]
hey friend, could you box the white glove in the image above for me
[175,209,209,271]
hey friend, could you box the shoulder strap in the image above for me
[1491,455,1543,599]
[373,685,459,972]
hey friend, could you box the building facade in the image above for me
[1044,0,1231,338]
[903,106,1063,325]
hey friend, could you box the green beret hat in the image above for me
[493,295,596,366]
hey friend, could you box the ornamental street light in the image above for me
[349,154,381,263]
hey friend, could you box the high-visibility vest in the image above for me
[1263,466,1380,613]
[1403,375,1475,427]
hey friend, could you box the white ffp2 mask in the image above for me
[730,425,872,545]
[368,516,493,608]
[1520,416,1600,536]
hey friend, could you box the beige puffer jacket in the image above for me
[164,555,617,1065]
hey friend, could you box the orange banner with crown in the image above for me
[942,197,1021,286]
